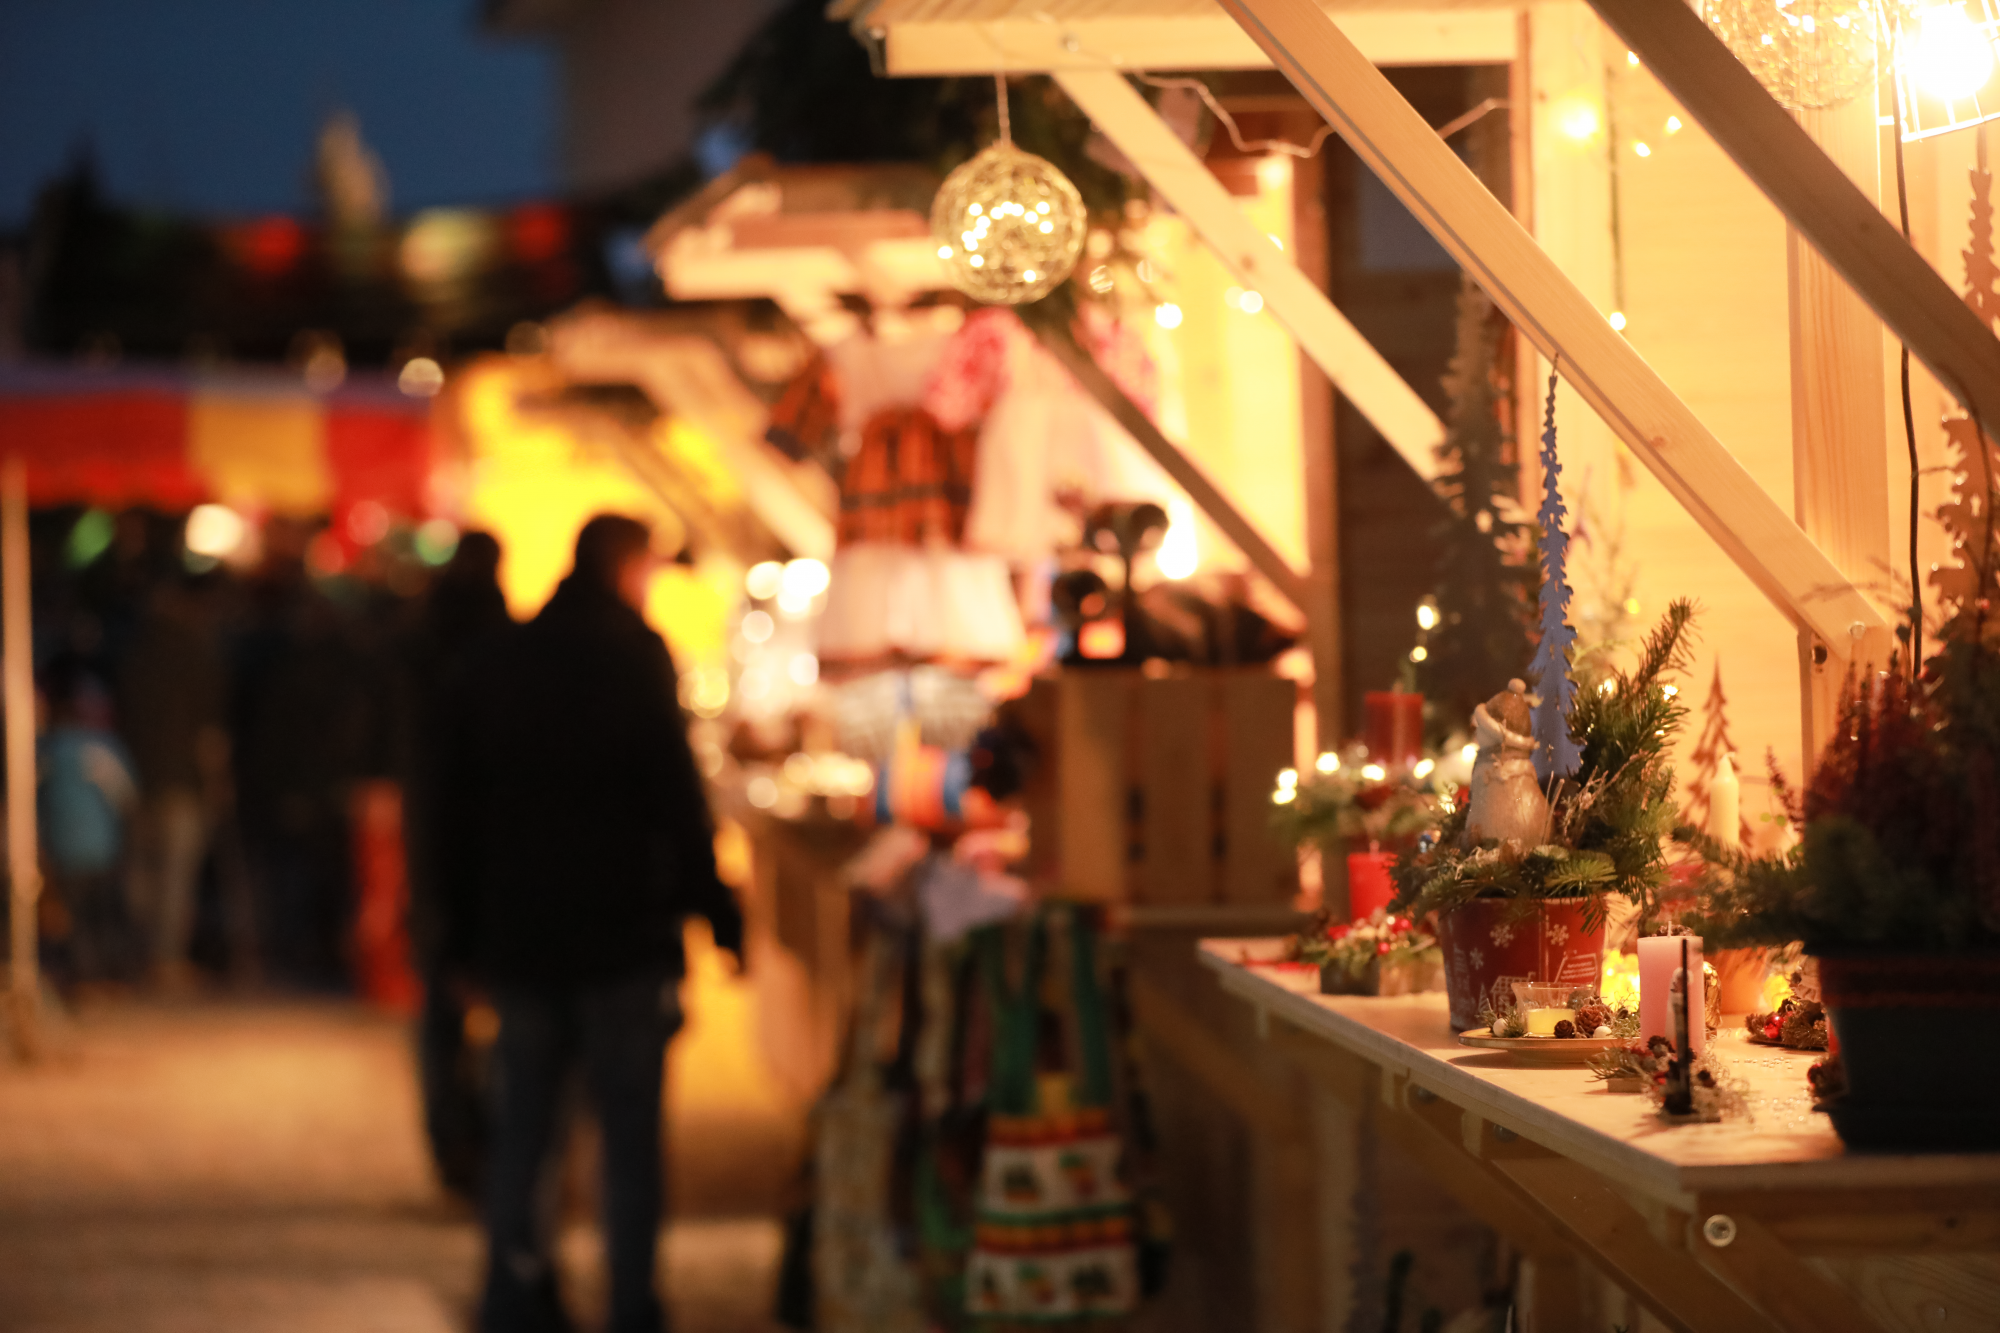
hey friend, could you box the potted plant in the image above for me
[1287,907,1444,996]
[1684,644,2000,1149]
[1272,744,1449,919]
[1391,603,1695,1030]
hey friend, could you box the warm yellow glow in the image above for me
[1907,4,1997,100]
[1256,155,1291,191]
[1633,141,1653,158]
[745,560,783,600]
[185,504,247,558]
[1665,115,1684,134]
[1409,645,1428,662]
[1626,49,1640,66]
[1277,767,1299,789]
[1361,763,1386,782]
[1413,758,1436,779]
[1558,99,1601,141]
[1272,786,1297,805]
[1238,290,1264,314]
[1315,751,1340,774]
[1461,743,1478,763]
[1154,302,1184,330]
[1609,310,1628,332]
[1155,498,1199,579]
[1416,602,1439,630]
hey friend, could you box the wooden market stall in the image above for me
[833,0,2000,1329]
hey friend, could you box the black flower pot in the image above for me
[1818,953,2000,1152]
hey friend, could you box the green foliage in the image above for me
[1269,745,1446,851]
[1684,649,2000,952]
[1391,601,1696,921]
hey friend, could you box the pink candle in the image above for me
[1638,934,1705,1056]
[1346,848,1396,920]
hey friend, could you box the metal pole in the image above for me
[4,456,40,1056]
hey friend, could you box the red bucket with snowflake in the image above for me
[1435,898,1605,1032]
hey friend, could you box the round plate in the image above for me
[1456,1027,1621,1066]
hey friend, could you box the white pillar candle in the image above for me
[1638,934,1705,1057]
[1708,753,1740,852]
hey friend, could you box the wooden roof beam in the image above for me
[1216,0,1885,652]
[1055,68,1445,479]
[870,10,1517,76]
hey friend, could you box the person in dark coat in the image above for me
[398,531,512,1201]
[462,514,744,1333]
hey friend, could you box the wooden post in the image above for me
[4,456,39,1057]
[1788,98,1895,760]
[1212,0,1886,656]
[1292,131,1345,747]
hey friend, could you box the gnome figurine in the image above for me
[1463,679,1550,849]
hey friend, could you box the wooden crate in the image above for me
[1005,668,1299,907]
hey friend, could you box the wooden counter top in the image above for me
[1199,939,2000,1208]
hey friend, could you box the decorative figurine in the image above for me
[1463,679,1549,849]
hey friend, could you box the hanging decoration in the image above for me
[932,76,1088,306]
[1696,0,1884,111]
[1891,1,2000,141]
[1528,367,1582,784]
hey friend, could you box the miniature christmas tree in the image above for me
[1527,369,1582,782]
[1418,277,1537,730]
[1684,660,1750,845]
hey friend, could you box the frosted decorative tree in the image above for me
[1934,135,2000,635]
[1684,660,1749,845]
[1528,369,1582,782]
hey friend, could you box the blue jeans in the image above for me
[479,972,682,1333]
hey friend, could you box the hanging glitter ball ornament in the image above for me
[1696,0,1885,110]
[932,141,1088,305]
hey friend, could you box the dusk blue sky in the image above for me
[0,0,557,230]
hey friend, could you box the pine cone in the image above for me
[1574,1002,1613,1033]
[1553,1019,1577,1039]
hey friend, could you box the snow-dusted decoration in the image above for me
[1528,368,1583,783]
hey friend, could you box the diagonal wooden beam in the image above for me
[1055,68,1446,480]
[1587,0,2000,440]
[1215,0,1886,653]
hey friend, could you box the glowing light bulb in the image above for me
[1277,768,1299,789]
[1559,100,1601,141]
[1151,498,1199,580]
[1315,751,1340,774]
[1362,764,1386,782]
[1907,4,1997,100]
[1416,602,1439,630]
[1609,310,1629,331]
[1410,645,1429,663]
[1634,141,1653,158]
[1666,115,1683,134]
[1154,302,1184,330]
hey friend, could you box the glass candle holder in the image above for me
[1511,982,1577,1037]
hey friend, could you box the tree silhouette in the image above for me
[1934,131,2000,637]
[1416,277,1536,731]
[1528,368,1581,782]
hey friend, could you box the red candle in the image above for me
[1363,690,1424,769]
[1346,848,1396,920]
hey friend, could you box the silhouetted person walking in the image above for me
[461,516,743,1333]
[399,531,512,1201]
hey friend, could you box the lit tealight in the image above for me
[1315,751,1340,774]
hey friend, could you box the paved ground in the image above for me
[0,972,800,1333]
